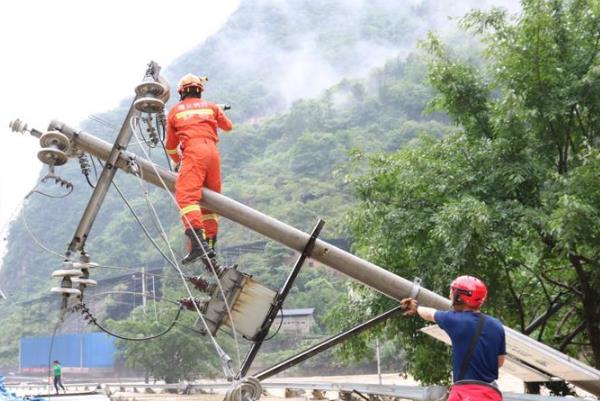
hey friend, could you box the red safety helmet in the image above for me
[450,275,487,308]
[177,73,208,94]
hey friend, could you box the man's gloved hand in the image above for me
[171,161,181,172]
[400,297,418,316]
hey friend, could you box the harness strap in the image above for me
[458,313,486,381]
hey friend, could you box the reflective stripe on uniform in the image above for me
[166,148,178,155]
[180,204,201,216]
[175,109,214,120]
[202,213,219,221]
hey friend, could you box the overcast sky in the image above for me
[0,0,240,246]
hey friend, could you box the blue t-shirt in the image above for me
[434,310,506,383]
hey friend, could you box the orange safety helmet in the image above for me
[450,275,488,308]
[177,73,208,94]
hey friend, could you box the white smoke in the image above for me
[212,0,522,108]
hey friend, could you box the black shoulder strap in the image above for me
[458,313,486,381]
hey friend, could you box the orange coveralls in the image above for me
[165,98,233,238]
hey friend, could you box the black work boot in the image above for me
[182,229,222,276]
[182,228,213,265]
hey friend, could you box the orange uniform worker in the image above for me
[165,73,233,267]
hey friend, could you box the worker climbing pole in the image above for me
[165,73,233,270]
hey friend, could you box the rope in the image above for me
[47,308,70,393]
[130,116,240,378]
[136,162,181,258]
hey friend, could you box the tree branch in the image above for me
[554,306,577,337]
[559,321,586,352]
[540,271,580,295]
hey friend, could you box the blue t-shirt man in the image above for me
[435,310,506,383]
[402,275,506,401]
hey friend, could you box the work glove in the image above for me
[171,160,181,172]
[400,297,418,316]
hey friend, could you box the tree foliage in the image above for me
[107,298,226,383]
[334,0,600,384]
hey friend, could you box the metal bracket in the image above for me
[409,277,422,299]
[127,155,140,176]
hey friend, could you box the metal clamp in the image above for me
[127,156,140,176]
[409,277,422,299]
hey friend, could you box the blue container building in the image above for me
[20,333,115,371]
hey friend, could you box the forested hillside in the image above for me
[0,0,518,374]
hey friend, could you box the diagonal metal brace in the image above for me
[254,304,405,381]
[236,219,325,379]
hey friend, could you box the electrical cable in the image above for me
[25,178,73,199]
[110,180,180,271]
[176,321,207,336]
[77,302,183,341]
[95,159,180,272]
[47,308,70,394]
[93,264,166,277]
[264,309,284,342]
[130,116,241,378]
[86,290,178,304]
[79,153,96,189]
[87,114,155,149]
[155,114,173,171]
[90,155,99,181]
[22,198,66,259]
[83,172,96,189]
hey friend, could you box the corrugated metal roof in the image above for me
[281,308,314,316]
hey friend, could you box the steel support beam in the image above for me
[254,305,405,381]
[65,102,139,255]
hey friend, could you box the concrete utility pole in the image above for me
[10,118,600,396]
[41,119,449,310]
[141,267,146,314]
[376,338,382,385]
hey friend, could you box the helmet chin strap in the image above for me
[179,87,203,101]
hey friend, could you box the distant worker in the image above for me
[52,360,66,394]
[165,73,233,270]
[401,275,505,401]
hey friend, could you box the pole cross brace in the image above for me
[236,219,325,379]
